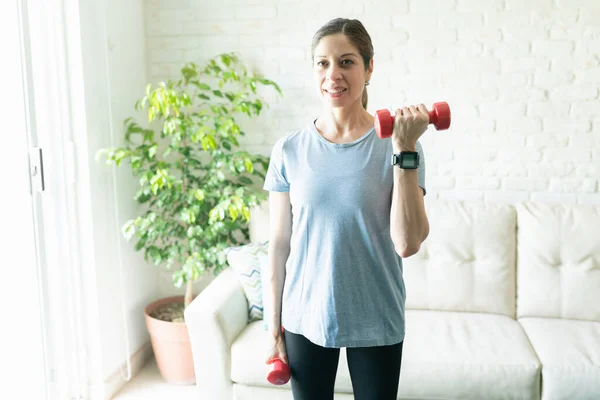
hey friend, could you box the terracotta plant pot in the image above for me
[144,296,195,385]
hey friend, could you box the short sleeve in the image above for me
[416,140,426,196]
[263,137,290,192]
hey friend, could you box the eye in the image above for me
[316,61,327,67]
[342,59,353,65]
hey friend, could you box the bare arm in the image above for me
[390,166,429,258]
[265,191,292,339]
[389,139,429,258]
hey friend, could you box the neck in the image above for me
[317,101,373,138]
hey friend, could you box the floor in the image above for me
[112,357,197,400]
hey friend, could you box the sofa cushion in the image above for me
[230,321,290,389]
[231,321,355,393]
[226,242,268,324]
[230,310,540,399]
[399,310,540,399]
[403,200,517,317]
[519,317,600,400]
[516,202,600,322]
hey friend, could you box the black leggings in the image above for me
[283,329,404,400]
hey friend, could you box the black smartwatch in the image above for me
[391,151,419,169]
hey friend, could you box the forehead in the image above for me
[314,33,359,58]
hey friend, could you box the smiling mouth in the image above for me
[325,88,347,94]
[325,88,348,98]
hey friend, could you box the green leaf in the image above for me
[244,158,254,173]
[148,144,157,159]
[122,220,136,241]
[135,239,146,251]
[221,53,233,67]
[259,78,283,95]
[241,207,251,221]
[228,205,238,221]
[207,135,217,150]
[173,270,185,288]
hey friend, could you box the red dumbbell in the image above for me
[266,358,290,385]
[375,102,451,139]
[266,325,290,385]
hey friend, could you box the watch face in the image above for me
[402,155,417,168]
[401,153,418,168]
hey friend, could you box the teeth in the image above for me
[328,89,346,94]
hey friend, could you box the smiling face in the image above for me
[313,33,373,109]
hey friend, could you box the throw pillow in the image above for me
[226,241,268,325]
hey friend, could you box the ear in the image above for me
[366,58,374,81]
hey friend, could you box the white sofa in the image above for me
[185,200,600,400]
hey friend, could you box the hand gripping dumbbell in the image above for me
[374,102,451,139]
[266,325,290,385]
[266,358,290,385]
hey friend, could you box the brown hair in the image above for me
[311,18,374,109]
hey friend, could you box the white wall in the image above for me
[144,0,600,205]
[101,0,157,384]
[76,0,160,395]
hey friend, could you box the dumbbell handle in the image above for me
[428,109,440,125]
[375,102,451,139]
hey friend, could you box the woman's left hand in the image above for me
[392,104,430,151]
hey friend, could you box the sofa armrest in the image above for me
[184,267,249,399]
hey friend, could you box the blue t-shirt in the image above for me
[263,119,426,348]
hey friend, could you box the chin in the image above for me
[325,99,359,110]
[322,96,347,107]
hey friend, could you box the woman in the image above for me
[262,18,430,400]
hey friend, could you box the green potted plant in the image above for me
[97,52,282,384]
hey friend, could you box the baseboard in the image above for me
[103,341,154,400]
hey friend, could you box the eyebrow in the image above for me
[315,53,359,58]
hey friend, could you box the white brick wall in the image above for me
[144,0,600,205]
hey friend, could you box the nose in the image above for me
[326,64,342,82]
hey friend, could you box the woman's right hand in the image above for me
[265,332,288,365]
